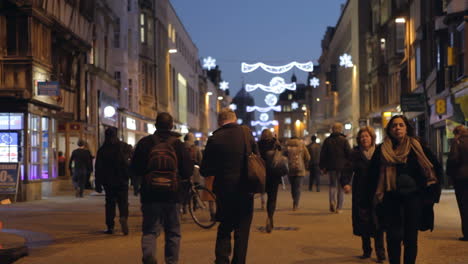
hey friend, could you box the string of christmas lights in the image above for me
[241,61,314,74]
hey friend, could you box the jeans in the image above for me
[215,194,254,264]
[72,168,88,195]
[288,176,303,207]
[308,166,320,191]
[104,186,129,230]
[328,170,344,210]
[383,192,421,264]
[141,202,181,264]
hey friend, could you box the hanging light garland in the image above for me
[245,76,296,93]
[259,113,269,121]
[264,94,278,106]
[251,120,279,126]
[241,61,314,74]
[246,105,281,113]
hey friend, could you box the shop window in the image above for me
[6,16,28,56]
[41,117,49,179]
[30,114,40,180]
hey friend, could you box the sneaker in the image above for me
[336,209,342,214]
[120,218,129,235]
[329,203,336,213]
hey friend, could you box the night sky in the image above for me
[170,0,347,108]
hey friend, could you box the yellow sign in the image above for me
[435,98,447,115]
[446,119,463,139]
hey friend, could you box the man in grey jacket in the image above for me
[319,122,351,213]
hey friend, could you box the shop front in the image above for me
[120,112,155,147]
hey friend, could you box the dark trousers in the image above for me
[215,194,254,264]
[72,168,87,196]
[308,166,320,191]
[104,186,129,230]
[383,193,421,264]
[362,230,385,258]
[454,179,468,238]
[288,176,303,207]
[266,178,281,219]
[141,202,181,264]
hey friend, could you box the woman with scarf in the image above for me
[366,115,441,264]
[342,126,385,262]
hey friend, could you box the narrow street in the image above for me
[1,187,466,264]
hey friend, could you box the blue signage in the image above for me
[0,163,20,195]
[38,81,60,96]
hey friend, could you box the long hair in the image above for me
[260,129,274,142]
[385,115,415,139]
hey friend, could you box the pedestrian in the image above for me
[446,125,468,241]
[131,112,193,264]
[285,136,310,211]
[319,122,352,213]
[200,108,257,264]
[58,151,66,177]
[306,135,321,192]
[366,115,441,264]
[184,133,203,183]
[341,126,385,262]
[258,129,283,233]
[69,139,93,198]
[94,127,132,235]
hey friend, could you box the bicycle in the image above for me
[182,179,217,229]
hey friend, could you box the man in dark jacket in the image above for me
[447,125,468,241]
[201,108,257,264]
[131,112,193,264]
[69,139,93,198]
[319,122,351,213]
[307,135,321,192]
[94,127,132,235]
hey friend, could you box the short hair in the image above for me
[332,122,343,133]
[155,112,173,131]
[356,126,376,146]
[260,129,274,141]
[385,115,415,138]
[58,151,63,156]
[311,135,317,142]
[453,125,466,136]
[77,139,86,147]
[217,108,237,125]
[184,132,195,142]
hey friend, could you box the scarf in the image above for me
[361,145,375,160]
[375,136,438,202]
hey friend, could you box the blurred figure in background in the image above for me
[285,136,310,211]
[69,139,93,198]
[307,135,321,192]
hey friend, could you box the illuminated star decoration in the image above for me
[229,104,237,111]
[339,53,353,68]
[264,94,278,107]
[310,77,320,88]
[219,81,229,91]
[203,56,217,70]
[259,113,269,122]
[251,120,279,126]
[246,106,281,112]
[291,102,299,110]
[241,61,314,74]
[245,77,296,94]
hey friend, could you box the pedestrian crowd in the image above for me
[67,109,467,264]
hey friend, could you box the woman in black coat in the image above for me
[258,129,282,233]
[343,126,385,262]
[366,115,442,264]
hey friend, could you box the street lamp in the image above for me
[395,17,406,23]
[168,48,178,54]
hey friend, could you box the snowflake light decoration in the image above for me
[310,77,320,88]
[246,106,281,112]
[339,53,353,68]
[219,81,229,91]
[264,94,278,106]
[291,102,299,110]
[203,56,217,70]
[237,118,243,125]
[259,113,269,122]
[229,104,237,111]
[245,77,296,94]
[241,61,314,74]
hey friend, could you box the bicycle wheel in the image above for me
[189,186,217,229]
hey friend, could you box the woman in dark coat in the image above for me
[258,129,282,233]
[366,115,442,264]
[343,126,385,262]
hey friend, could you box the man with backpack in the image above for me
[201,108,258,264]
[131,112,193,264]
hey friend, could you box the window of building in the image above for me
[285,117,291,124]
[416,44,421,81]
[127,0,131,11]
[30,115,40,180]
[114,71,121,83]
[128,79,133,110]
[128,29,132,55]
[396,23,406,54]
[456,23,465,78]
[6,16,28,56]
[140,13,146,44]
[114,18,120,48]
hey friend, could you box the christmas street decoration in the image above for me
[339,53,353,68]
[310,77,319,88]
[219,81,229,91]
[246,105,281,112]
[245,77,296,94]
[241,61,313,74]
[203,56,217,70]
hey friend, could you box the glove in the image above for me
[95,185,103,193]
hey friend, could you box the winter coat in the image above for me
[285,138,310,177]
[95,141,132,189]
[69,148,93,175]
[200,123,258,195]
[319,132,352,171]
[307,142,321,167]
[130,130,193,204]
[258,138,283,185]
[366,143,442,232]
[447,132,468,181]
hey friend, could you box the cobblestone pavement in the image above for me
[0,187,467,264]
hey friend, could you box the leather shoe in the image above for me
[459,237,468,241]
[120,218,129,235]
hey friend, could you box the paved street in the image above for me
[1,186,467,264]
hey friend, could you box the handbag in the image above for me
[241,126,266,193]
[271,149,289,177]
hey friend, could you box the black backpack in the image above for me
[144,135,179,192]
